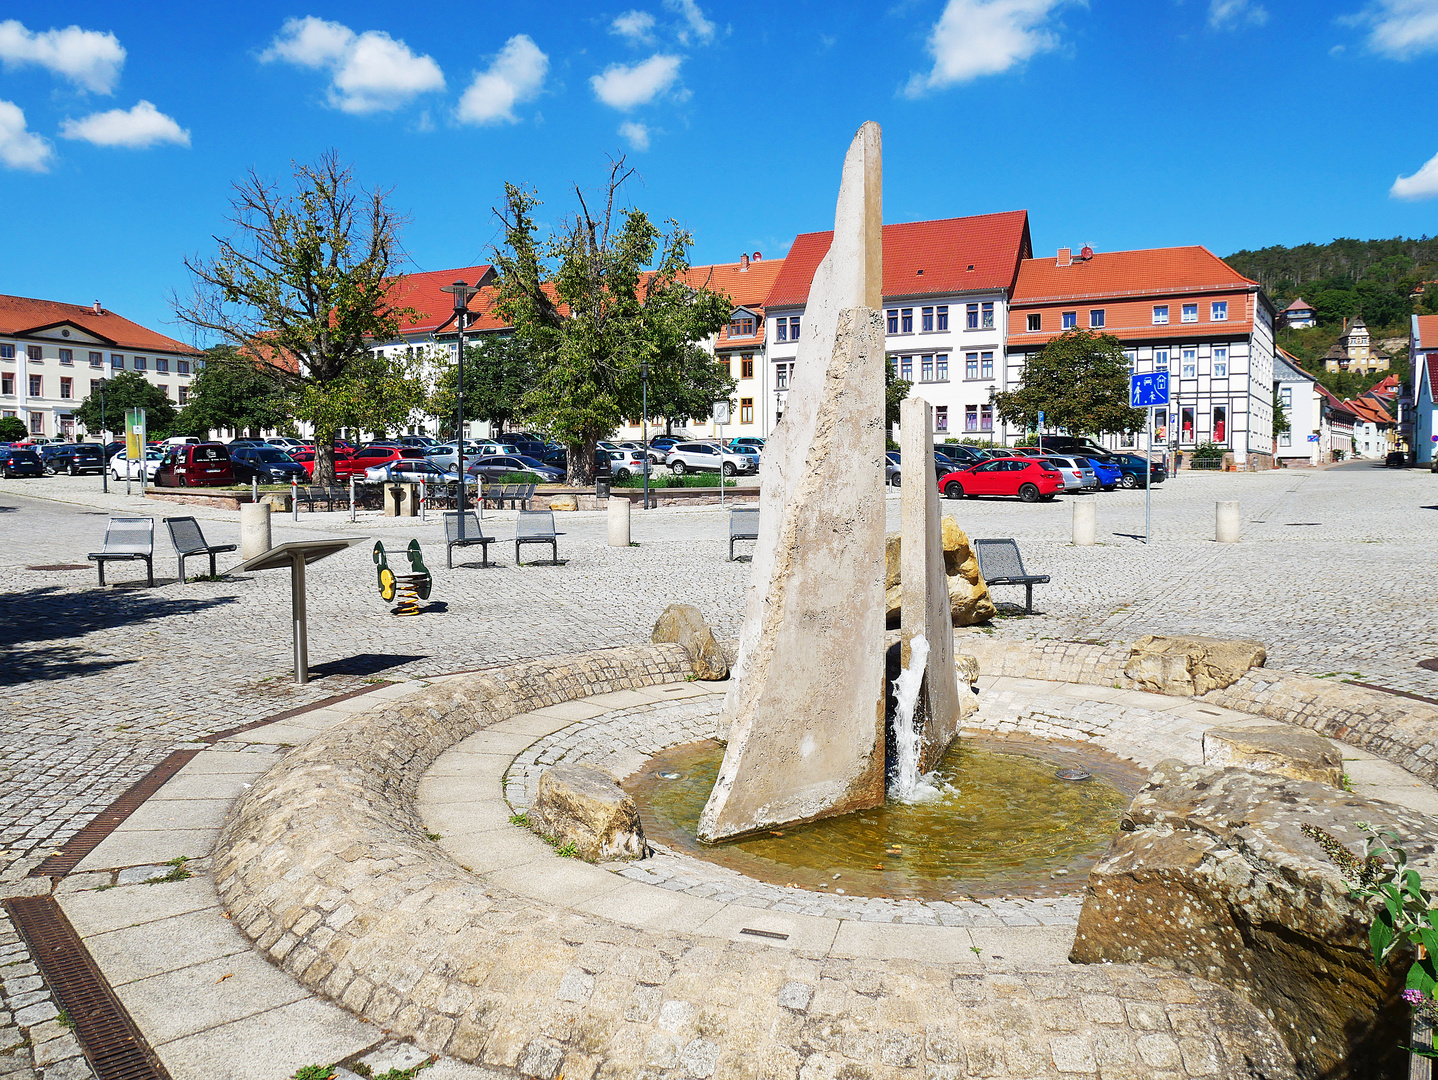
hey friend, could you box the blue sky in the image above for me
[2,0,1437,342]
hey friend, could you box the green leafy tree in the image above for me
[74,371,177,438]
[175,345,290,438]
[428,336,533,438]
[992,329,1145,437]
[0,416,27,442]
[886,363,911,428]
[173,151,418,483]
[1272,385,1292,440]
[490,162,733,484]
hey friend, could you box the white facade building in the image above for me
[1273,348,1322,465]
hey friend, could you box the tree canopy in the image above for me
[74,371,177,438]
[0,416,27,442]
[175,346,290,437]
[992,329,1145,437]
[427,336,532,438]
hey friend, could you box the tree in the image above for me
[886,363,911,429]
[992,329,1145,437]
[1272,385,1292,440]
[173,151,420,483]
[74,371,177,438]
[490,162,732,483]
[428,336,532,438]
[0,416,26,442]
[175,345,290,438]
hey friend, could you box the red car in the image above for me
[333,445,425,478]
[154,443,236,487]
[291,447,355,477]
[938,457,1063,502]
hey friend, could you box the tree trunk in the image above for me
[314,439,337,486]
[567,435,597,486]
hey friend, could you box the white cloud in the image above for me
[619,120,651,150]
[1392,148,1438,199]
[60,100,189,149]
[1348,0,1438,58]
[664,0,716,44]
[0,100,51,171]
[261,16,444,113]
[904,0,1072,96]
[0,20,125,94]
[611,11,657,45]
[590,54,682,109]
[1208,0,1268,29]
[457,35,548,125]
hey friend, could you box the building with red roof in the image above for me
[0,293,202,440]
[1343,393,1395,458]
[1407,314,1438,462]
[1005,245,1276,466]
[1274,347,1323,465]
[1283,297,1316,329]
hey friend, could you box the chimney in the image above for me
[92,300,103,315]
[740,254,749,270]
[752,251,762,261]
[1057,248,1072,267]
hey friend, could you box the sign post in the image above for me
[1130,373,1170,545]
[124,407,146,495]
[713,400,731,508]
[1037,410,1045,454]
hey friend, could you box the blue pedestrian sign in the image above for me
[1130,372,1170,408]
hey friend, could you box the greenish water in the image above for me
[625,736,1138,900]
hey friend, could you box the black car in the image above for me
[229,446,308,483]
[1385,450,1408,468]
[43,443,107,475]
[1110,453,1168,488]
[0,447,43,478]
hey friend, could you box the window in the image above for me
[965,352,979,379]
[1213,347,1228,378]
[1026,313,1041,332]
[1181,407,1195,442]
[1182,303,1198,323]
[58,349,72,365]
[89,351,102,367]
[1279,432,1291,447]
[1182,349,1197,378]
[981,302,994,329]
[789,316,800,340]
[900,356,912,380]
[935,406,948,432]
[1213,405,1227,442]
[133,356,147,371]
[887,309,899,334]
[980,403,993,431]
[28,375,41,396]
[775,318,787,342]
[936,305,948,331]
[1211,301,1228,321]
[921,355,934,381]
[1062,311,1077,330]
[1155,349,1169,371]
[28,412,43,434]
[741,356,754,379]
[27,345,42,361]
[966,304,979,330]
[177,360,190,375]
[60,377,72,399]
[1153,305,1169,325]
[1089,309,1105,328]
[935,354,948,381]
[157,358,169,374]
[740,397,754,424]
[1279,385,1292,407]
[901,309,913,334]
[922,307,934,332]
[965,405,978,431]
[111,354,124,369]
[1124,349,1136,372]
[1,374,12,395]
[90,380,101,395]
[981,352,994,379]
[194,358,206,372]
[775,363,790,389]
[0,344,12,359]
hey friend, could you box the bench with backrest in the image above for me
[294,485,350,512]
[728,507,759,561]
[514,482,537,510]
[88,516,155,586]
[515,509,563,565]
[443,511,495,569]
[163,516,237,580]
[972,538,1049,615]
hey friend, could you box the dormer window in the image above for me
[729,315,756,338]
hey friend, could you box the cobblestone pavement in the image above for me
[0,908,95,1080]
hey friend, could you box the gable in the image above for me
[25,322,113,346]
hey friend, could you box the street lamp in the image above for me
[98,378,108,494]
[641,359,650,510]
[438,280,481,539]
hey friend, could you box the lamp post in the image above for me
[438,280,480,539]
[98,378,108,493]
[641,359,650,510]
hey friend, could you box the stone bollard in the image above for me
[239,502,272,560]
[1216,500,1240,543]
[1073,497,1097,546]
[607,495,631,546]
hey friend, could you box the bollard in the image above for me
[607,494,632,546]
[1216,500,1240,543]
[350,476,356,523]
[291,478,298,521]
[1072,497,1096,546]
[240,502,272,560]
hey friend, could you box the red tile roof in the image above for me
[1010,246,1256,304]
[763,211,1032,309]
[1284,297,1314,312]
[1414,314,1438,351]
[685,257,785,310]
[1344,397,1393,424]
[0,293,201,355]
[391,265,497,334]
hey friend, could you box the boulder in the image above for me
[549,494,579,511]
[1071,760,1438,1079]
[884,517,995,626]
[1202,725,1343,786]
[651,603,728,680]
[529,764,647,862]
[1123,633,1265,695]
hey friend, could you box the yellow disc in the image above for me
[379,566,396,602]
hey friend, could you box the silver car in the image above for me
[1040,455,1098,492]
[665,441,759,477]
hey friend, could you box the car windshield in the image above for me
[252,449,291,462]
[513,456,547,468]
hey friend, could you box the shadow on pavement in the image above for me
[306,653,428,679]
[0,584,240,649]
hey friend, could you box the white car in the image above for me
[608,449,648,480]
[363,460,453,483]
[665,441,760,477]
[109,448,164,480]
[266,437,305,451]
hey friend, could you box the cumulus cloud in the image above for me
[456,35,548,124]
[1208,0,1268,29]
[904,0,1072,96]
[60,100,189,148]
[0,20,125,94]
[261,16,444,113]
[591,54,682,109]
[1347,0,1438,58]
[619,120,651,150]
[1392,148,1438,199]
[664,0,716,44]
[611,11,657,45]
[0,100,51,171]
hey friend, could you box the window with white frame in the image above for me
[966,303,979,329]
[0,345,12,359]
[1089,309,1105,328]
[89,351,102,367]
[981,352,994,379]
[1213,347,1228,377]
[1,374,12,395]
[59,349,72,365]
[1026,313,1041,332]
[901,309,913,333]
[28,412,43,434]
[1211,301,1228,321]
[789,317,800,340]
[965,404,978,431]
[26,345,41,361]
[900,356,912,380]
[60,377,72,399]
[775,319,787,342]
[1182,304,1198,323]
[886,309,898,334]
[981,302,994,328]
[1181,349,1197,378]
[111,354,124,369]
[935,354,948,381]
[775,363,791,389]
[1124,348,1136,372]
[935,406,948,431]
[157,358,170,374]
[936,306,949,331]
[1280,385,1291,407]
[980,403,993,431]
[921,307,934,332]
[1153,305,1169,325]
[1155,348,1169,370]
[921,355,934,381]
[965,352,979,379]
[28,375,41,396]
[1279,432,1291,446]
[1062,311,1077,329]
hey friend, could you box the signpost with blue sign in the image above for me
[1129,373,1170,545]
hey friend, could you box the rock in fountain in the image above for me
[697,121,886,843]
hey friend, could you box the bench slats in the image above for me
[88,517,155,587]
[973,538,1049,614]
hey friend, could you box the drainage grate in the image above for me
[26,564,92,571]
[5,896,169,1080]
[739,927,789,940]
[1349,679,1438,708]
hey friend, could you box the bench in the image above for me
[728,507,759,561]
[163,516,237,580]
[443,511,495,569]
[87,516,155,587]
[973,538,1049,615]
[295,485,349,512]
[515,510,563,565]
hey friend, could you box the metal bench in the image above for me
[514,482,537,510]
[295,485,349,512]
[163,516,237,580]
[87,516,155,586]
[515,510,563,565]
[973,538,1049,615]
[728,507,759,561]
[443,511,495,569]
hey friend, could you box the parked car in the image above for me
[165,436,202,447]
[885,455,899,486]
[424,442,488,471]
[540,447,568,470]
[935,444,986,467]
[887,449,955,486]
[1109,453,1168,488]
[1082,457,1122,491]
[938,458,1063,502]
[43,443,107,475]
[109,448,165,480]
[1016,436,1112,459]
[290,447,356,477]
[364,459,453,483]
[666,442,760,477]
[154,443,236,487]
[1039,455,1098,492]
[1385,450,1408,468]
[614,440,665,465]
[335,445,426,478]
[462,454,564,484]
[0,447,44,478]
[399,435,438,449]
[228,446,309,484]
[608,449,649,480]
[728,437,766,455]
[265,437,306,451]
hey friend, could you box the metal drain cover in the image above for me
[1055,768,1092,781]
[27,564,91,571]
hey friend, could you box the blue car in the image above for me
[1080,457,1122,491]
[0,447,44,478]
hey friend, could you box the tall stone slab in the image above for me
[899,396,961,772]
[698,122,886,843]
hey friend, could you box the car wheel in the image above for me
[1018,483,1040,503]
[69,462,79,476]
[944,481,963,499]
[670,460,685,475]
[1120,474,1137,489]
[891,473,901,488]
[616,468,630,480]
[722,462,736,477]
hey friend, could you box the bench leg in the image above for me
[515,540,522,564]
[145,556,154,588]
[480,540,490,568]
[177,553,186,583]
[550,540,557,565]
[96,561,105,586]
[209,551,218,577]
[446,543,453,570]
[1025,583,1033,615]
[729,538,734,561]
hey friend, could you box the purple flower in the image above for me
[1404,989,1426,1005]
